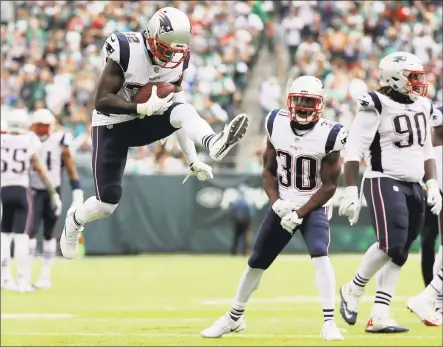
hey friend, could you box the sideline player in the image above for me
[407,105,443,326]
[201,76,347,341]
[338,52,442,332]
[1,110,62,292]
[28,109,84,289]
[60,7,249,259]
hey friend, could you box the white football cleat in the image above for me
[339,282,363,325]
[209,114,249,161]
[60,208,84,260]
[408,295,442,326]
[1,278,18,291]
[16,280,35,293]
[200,313,246,338]
[365,316,409,333]
[33,277,52,290]
[321,321,344,341]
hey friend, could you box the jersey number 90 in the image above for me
[393,112,427,148]
[277,151,318,191]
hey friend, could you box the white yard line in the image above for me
[0,332,438,339]
[1,313,74,319]
[200,295,411,305]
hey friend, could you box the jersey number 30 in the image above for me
[277,151,318,191]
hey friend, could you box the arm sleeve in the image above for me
[102,32,130,73]
[60,132,73,147]
[343,92,381,162]
[175,128,199,165]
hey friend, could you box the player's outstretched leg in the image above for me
[340,243,389,325]
[408,267,443,326]
[1,232,17,291]
[364,261,409,333]
[200,266,262,338]
[201,209,292,338]
[169,104,249,162]
[61,198,118,259]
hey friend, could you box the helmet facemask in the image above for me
[31,122,52,139]
[147,37,190,69]
[287,93,324,125]
[402,69,428,99]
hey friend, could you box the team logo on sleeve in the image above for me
[157,12,174,35]
[105,42,114,55]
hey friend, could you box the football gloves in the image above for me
[281,211,303,234]
[136,85,174,118]
[426,179,442,215]
[338,186,361,226]
[272,199,297,219]
[50,192,63,217]
[182,161,214,184]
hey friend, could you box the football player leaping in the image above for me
[28,109,84,289]
[408,105,443,326]
[60,7,249,259]
[339,52,442,332]
[201,76,348,341]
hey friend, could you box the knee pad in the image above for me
[169,103,197,128]
[248,251,272,270]
[100,184,122,204]
[387,245,409,267]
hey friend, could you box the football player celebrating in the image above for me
[338,52,442,332]
[60,7,249,259]
[407,105,443,326]
[28,109,84,289]
[1,110,61,292]
[201,76,348,341]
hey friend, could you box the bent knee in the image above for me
[97,201,118,218]
[100,184,122,204]
[387,245,409,266]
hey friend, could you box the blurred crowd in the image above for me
[259,0,442,130]
[2,1,442,174]
[251,0,443,172]
[1,0,267,173]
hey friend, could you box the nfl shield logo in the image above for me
[153,66,160,73]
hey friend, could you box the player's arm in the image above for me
[94,58,138,115]
[297,151,342,219]
[31,153,57,196]
[262,137,279,204]
[61,133,84,205]
[175,128,199,165]
[343,92,382,187]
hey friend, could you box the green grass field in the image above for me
[1,254,442,346]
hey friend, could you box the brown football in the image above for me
[133,82,176,103]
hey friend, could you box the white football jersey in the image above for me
[344,91,434,183]
[30,131,72,190]
[266,109,347,210]
[431,105,443,190]
[92,31,189,126]
[1,132,41,188]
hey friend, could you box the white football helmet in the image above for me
[6,109,30,134]
[287,75,325,125]
[145,7,192,69]
[31,108,56,138]
[379,51,427,101]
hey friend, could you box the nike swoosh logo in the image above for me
[110,36,115,42]
[343,309,353,320]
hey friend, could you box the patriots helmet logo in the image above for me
[157,11,174,35]
[392,55,407,63]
